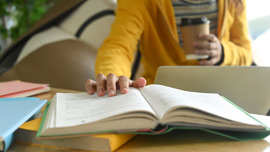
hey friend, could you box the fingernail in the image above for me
[121,88,128,94]
[108,90,115,96]
[98,88,105,96]
[88,89,93,95]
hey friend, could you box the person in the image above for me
[85,0,252,97]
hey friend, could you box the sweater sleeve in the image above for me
[220,0,253,65]
[95,0,145,78]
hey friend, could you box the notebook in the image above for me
[154,66,270,115]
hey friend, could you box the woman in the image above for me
[85,0,252,96]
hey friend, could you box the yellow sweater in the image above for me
[95,0,252,84]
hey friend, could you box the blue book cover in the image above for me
[0,97,47,152]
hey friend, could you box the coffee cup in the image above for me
[180,17,210,60]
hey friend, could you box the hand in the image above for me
[85,73,147,97]
[193,33,222,65]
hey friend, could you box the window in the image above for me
[247,0,270,66]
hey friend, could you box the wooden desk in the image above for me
[8,88,270,152]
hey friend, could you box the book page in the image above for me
[140,84,261,125]
[55,88,156,128]
[250,114,270,129]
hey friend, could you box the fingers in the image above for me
[96,73,107,96]
[198,33,216,42]
[85,79,97,95]
[195,48,218,59]
[118,76,130,94]
[107,73,118,96]
[193,34,218,51]
[86,73,146,97]
[199,58,218,65]
[193,33,222,65]
[131,77,147,88]
[118,77,147,94]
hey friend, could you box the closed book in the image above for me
[0,80,50,98]
[0,98,47,152]
[16,118,136,152]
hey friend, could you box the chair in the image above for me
[0,0,117,91]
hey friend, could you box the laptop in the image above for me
[154,66,270,115]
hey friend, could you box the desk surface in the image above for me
[8,88,270,152]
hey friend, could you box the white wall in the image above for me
[246,0,270,20]
[246,0,270,66]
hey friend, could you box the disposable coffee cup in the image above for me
[180,17,210,60]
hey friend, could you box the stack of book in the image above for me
[16,118,136,151]
[0,80,50,152]
[0,80,137,152]
[2,82,270,151]
[0,97,47,152]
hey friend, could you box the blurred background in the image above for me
[246,0,270,66]
[0,0,269,65]
[0,0,55,55]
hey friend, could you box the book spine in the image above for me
[2,133,15,152]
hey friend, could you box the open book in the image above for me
[37,84,270,140]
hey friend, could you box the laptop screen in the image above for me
[154,66,270,115]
